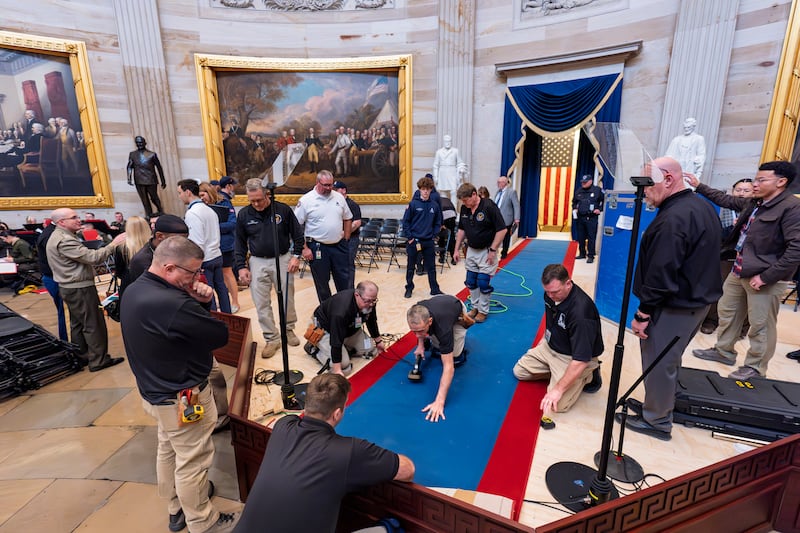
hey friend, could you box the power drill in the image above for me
[179,388,204,423]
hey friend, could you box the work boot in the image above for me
[583,367,602,393]
[474,312,488,323]
[261,339,280,359]
[467,308,479,319]
[285,329,301,347]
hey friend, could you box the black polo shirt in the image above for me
[235,201,304,269]
[345,197,362,238]
[314,289,380,364]
[458,198,506,249]
[234,415,399,533]
[544,283,604,362]
[418,294,462,354]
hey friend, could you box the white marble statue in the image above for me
[665,117,706,178]
[432,134,467,202]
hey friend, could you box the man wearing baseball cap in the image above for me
[571,175,604,264]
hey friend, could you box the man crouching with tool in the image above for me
[406,295,475,422]
[122,236,240,533]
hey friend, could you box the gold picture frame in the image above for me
[0,30,113,210]
[195,53,413,205]
[762,0,800,170]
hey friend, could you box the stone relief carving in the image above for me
[210,0,391,10]
[522,0,596,15]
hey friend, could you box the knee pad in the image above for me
[477,273,493,294]
[464,270,478,289]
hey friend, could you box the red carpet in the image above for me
[348,239,579,521]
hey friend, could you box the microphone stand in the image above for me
[546,175,653,512]
[265,183,304,410]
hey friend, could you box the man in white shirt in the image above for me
[294,170,353,302]
[177,179,231,313]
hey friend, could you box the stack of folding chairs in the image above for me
[0,303,84,400]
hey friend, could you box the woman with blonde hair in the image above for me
[115,215,151,298]
[200,180,240,313]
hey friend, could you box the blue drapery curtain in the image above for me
[500,72,623,237]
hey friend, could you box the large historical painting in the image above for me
[196,54,413,204]
[0,31,113,210]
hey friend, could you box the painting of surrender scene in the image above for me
[217,69,400,195]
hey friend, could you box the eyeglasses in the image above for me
[171,264,204,277]
[357,293,378,305]
[754,177,782,184]
[318,182,334,188]
[409,325,428,334]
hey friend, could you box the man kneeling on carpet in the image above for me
[234,373,415,533]
[306,280,387,376]
[406,294,476,422]
[512,264,604,414]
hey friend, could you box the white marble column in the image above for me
[114,0,183,215]
[436,0,476,179]
[657,0,740,185]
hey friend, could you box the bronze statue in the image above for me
[127,136,166,217]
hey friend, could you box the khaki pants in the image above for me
[249,254,297,342]
[142,384,218,533]
[715,273,782,375]
[316,328,375,367]
[465,247,498,314]
[513,342,598,412]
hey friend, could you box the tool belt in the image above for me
[304,323,325,346]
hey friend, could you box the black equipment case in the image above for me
[674,367,800,437]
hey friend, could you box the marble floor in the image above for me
[1,234,799,532]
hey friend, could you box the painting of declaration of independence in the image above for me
[217,70,401,195]
[0,46,93,198]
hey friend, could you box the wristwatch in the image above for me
[488,247,497,252]
[633,312,650,322]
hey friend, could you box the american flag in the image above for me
[539,133,576,230]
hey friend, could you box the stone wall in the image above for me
[0,0,791,224]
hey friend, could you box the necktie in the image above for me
[496,189,503,205]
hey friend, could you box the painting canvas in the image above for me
[0,31,112,210]
[196,54,413,204]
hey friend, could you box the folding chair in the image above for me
[355,228,381,272]
[387,228,409,271]
[433,226,452,274]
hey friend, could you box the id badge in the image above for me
[416,242,422,252]
[354,316,362,328]
[315,244,322,260]
[364,336,373,350]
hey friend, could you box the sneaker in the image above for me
[205,511,240,532]
[415,268,425,276]
[787,349,800,360]
[168,509,186,532]
[625,397,643,416]
[474,312,488,323]
[586,257,594,264]
[404,288,413,298]
[576,255,586,260]
[261,339,281,359]
[169,482,215,532]
[692,347,735,366]
[430,289,443,296]
[728,366,760,381]
[582,367,602,393]
[285,329,301,347]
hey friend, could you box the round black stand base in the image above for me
[594,450,644,484]
[280,383,308,410]
[274,369,304,385]
[545,462,620,513]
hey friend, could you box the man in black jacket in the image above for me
[310,280,386,376]
[235,178,305,359]
[572,175,604,263]
[121,236,239,532]
[689,161,800,380]
[625,157,722,441]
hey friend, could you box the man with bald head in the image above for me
[46,208,127,372]
[622,157,722,441]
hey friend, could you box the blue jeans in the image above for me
[203,256,231,313]
[43,275,68,341]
